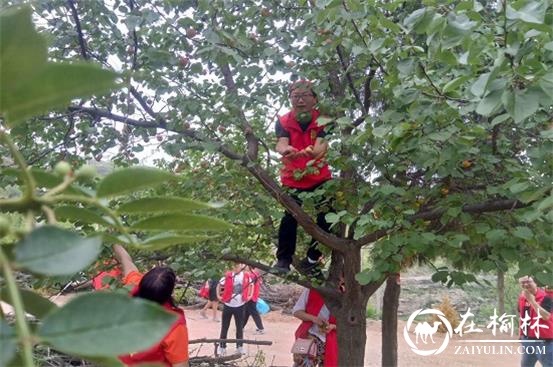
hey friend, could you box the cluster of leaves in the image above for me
[0,6,231,366]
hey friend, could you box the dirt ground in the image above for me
[0,298,526,367]
[185,308,523,367]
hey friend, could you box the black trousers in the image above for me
[219,304,245,347]
[277,184,333,264]
[243,300,264,330]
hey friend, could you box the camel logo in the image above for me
[403,308,453,356]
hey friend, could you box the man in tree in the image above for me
[274,80,332,274]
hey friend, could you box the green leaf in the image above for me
[503,89,541,123]
[372,126,391,138]
[537,194,553,211]
[138,233,213,250]
[509,181,530,194]
[538,70,553,98]
[512,226,533,240]
[443,76,469,93]
[0,320,16,367]
[476,89,502,116]
[2,168,89,196]
[118,197,212,214]
[535,272,553,287]
[316,116,333,126]
[485,229,507,243]
[38,293,177,357]
[15,226,102,276]
[0,287,57,319]
[0,6,46,92]
[2,63,118,126]
[97,167,174,198]
[355,270,378,285]
[131,214,232,232]
[470,72,491,97]
[54,206,112,226]
[506,1,548,24]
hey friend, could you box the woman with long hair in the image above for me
[113,245,189,367]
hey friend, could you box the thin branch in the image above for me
[363,67,376,111]
[128,0,139,69]
[66,0,88,60]
[336,45,366,114]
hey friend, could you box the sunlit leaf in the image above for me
[131,213,232,232]
[118,197,212,214]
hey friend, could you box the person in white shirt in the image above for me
[216,263,252,356]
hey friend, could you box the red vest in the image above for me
[92,268,122,290]
[119,304,187,366]
[518,288,553,339]
[294,290,338,367]
[278,110,331,189]
[222,271,250,303]
[250,270,261,302]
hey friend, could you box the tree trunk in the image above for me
[382,273,401,367]
[335,298,367,367]
[497,270,505,315]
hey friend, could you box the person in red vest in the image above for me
[517,276,553,367]
[91,259,122,290]
[292,288,337,367]
[274,79,332,274]
[243,266,265,334]
[112,245,189,367]
[216,263,252,356]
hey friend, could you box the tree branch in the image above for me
[68,105,351,251]
[363,67,376,112]
[336,45,366,114]
[66,0,88,60]
[353,198,533,248]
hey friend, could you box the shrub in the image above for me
[431,295,460,333]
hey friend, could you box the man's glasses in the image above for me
[290,93,315,101]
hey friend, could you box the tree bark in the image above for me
[382,273,401,367]
[497,270,505,315]
[335,299,367,367]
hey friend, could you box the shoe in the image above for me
[296,257,323,279]
[255,328,265,335]
[200,311,208,319]
[236,346,245,355]
[273,259,291,273]
[217,346,226,356]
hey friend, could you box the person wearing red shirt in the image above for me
[243,266,265,334]
[518,276,553,367]
[274,80,332,275]
[112,245,189,367]
[292,288,337,367]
